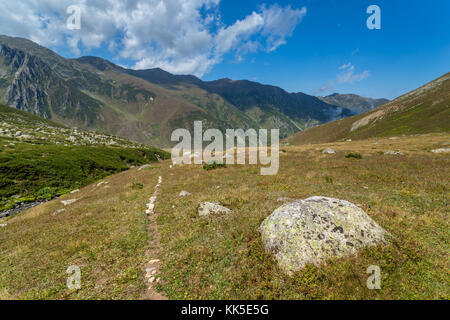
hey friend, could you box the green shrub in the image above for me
[203,162,227,171]
[131,182,144,190]
[345,153,363,159]
[0,144,169,210]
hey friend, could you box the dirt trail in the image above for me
[141,175,167,300]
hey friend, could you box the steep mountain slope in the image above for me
[319,93,389,114]
[287,72,450,145]
[198,79,355,129]
[0,35,354,147]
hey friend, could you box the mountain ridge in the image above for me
[0,34,356,147]
[287,72,450,145]
[318,93,389,114]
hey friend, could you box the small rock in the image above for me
[149,259,160,264]
[70,189,80,194]
[198,202,232,216]
[384,150,404,156]
[52,209,66,216]
[389,137,400,140]
[430,148,450,154]
[61,199,78,206]
[322,148,337,154]
[149,277,155,283]
[179,190,191,197]
[346,139,352,142]
[0,223,7,227]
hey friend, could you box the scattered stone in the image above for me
[52,209,66,216]
[70,189,80,194]
[0,223,7,227]
[259,196,387,274]
[346,139,352,142]
[384,150,405,156]
[61,199,79,206]
[431,148,450,154]
[198,202,232,216]
[149,259,160,264]
[96,181,108,187]
[179,190,191,197]
[389,137,400,140]
[149,277,155,283]
[441,142,449,146]
[322,148,337,154]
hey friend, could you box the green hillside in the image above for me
[287,72,450,145]
[0,103,169,216]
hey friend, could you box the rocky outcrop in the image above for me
[260,196,387,274]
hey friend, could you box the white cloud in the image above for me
[314,63,370,95]
[337,63,370,84]
[0,0,306,77]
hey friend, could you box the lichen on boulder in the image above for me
[259,196,387,274]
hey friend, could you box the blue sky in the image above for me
[0,0,449,99]
[206,0,450,99]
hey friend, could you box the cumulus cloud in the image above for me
[0,0,306,77]
[337,63,370,84]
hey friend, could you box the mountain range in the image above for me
[0,35,369,147]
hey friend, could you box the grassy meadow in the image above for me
[0,133,448,299]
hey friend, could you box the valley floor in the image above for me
[0,133,449,299]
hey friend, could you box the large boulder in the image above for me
[260,196,387,274]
